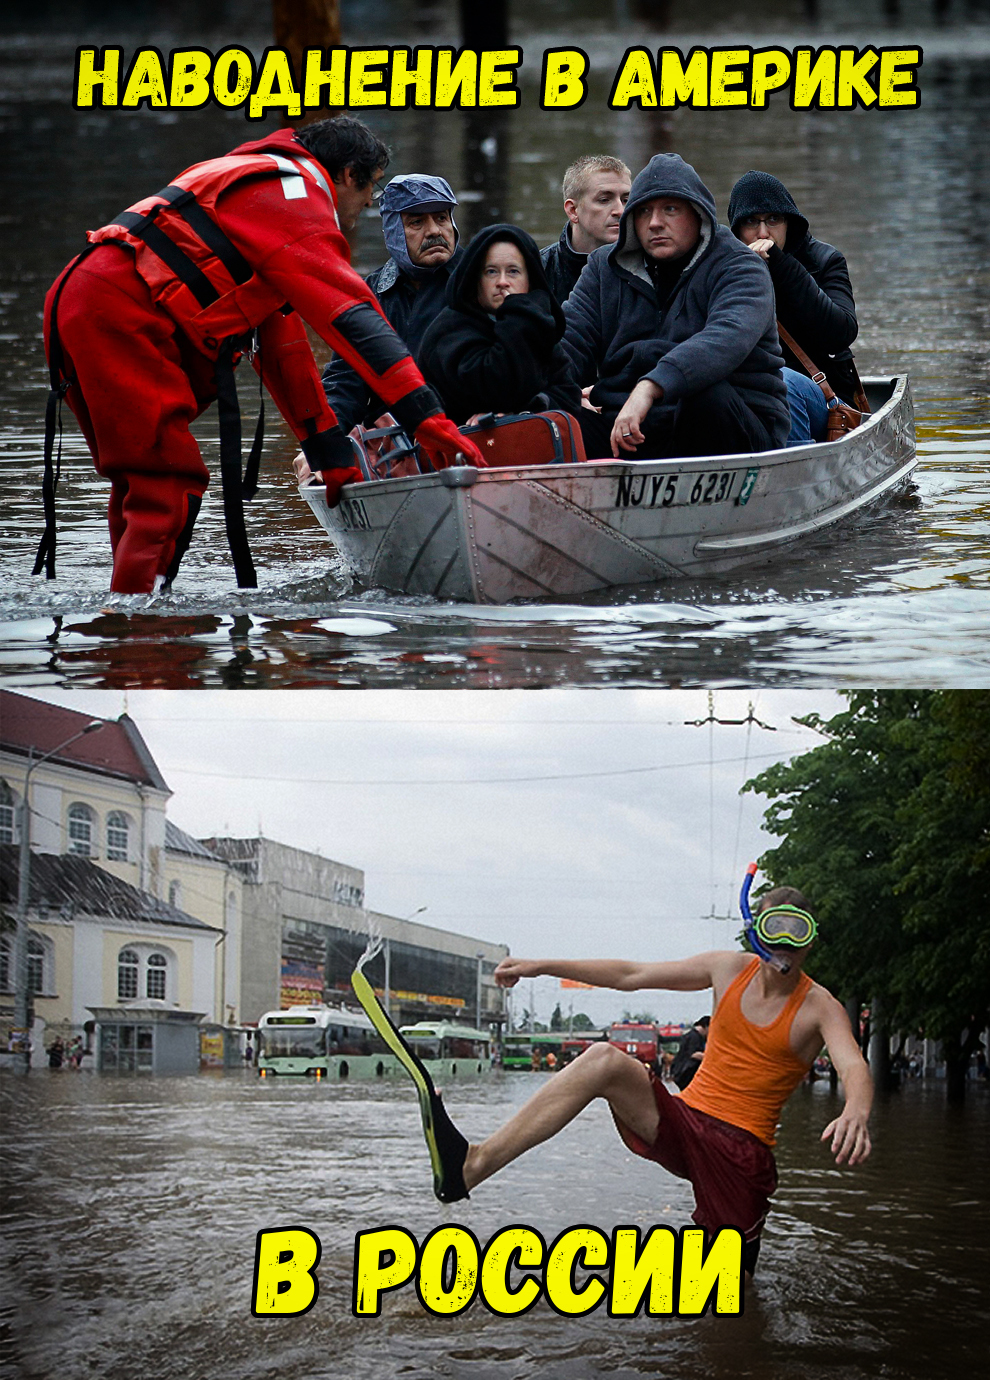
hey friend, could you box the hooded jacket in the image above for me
[728,171,859,403]
[417,223,582,425]
[540,224,589,304]
[562,154,789,447]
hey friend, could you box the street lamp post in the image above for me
[475,951,485,1030]
[13,720,106,1073]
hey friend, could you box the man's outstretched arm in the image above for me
[494,951,742,993]
[818,995,873,1166]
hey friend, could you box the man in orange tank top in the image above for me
[429,887,873,1277]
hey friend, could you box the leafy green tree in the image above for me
[745,691,990,1102]
[550,1003,563,1031]
[570,1012,596,1031]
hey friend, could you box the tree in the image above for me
[744,692,990,1102]
[570,1012,596,1031]
[550,1003,563,1031]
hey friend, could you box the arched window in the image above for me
[146,953,167,1000]
[168,879,182,909]
[67,803,95,856]
[118,948,139,1000]
[0,780,17,845]
[106,811,130,861]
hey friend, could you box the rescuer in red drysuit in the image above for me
[40,116,483,594]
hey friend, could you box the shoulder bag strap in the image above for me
[775,320,837,405]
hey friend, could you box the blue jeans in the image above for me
[783,367,829,446]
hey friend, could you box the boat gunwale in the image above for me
[298,376,911,505]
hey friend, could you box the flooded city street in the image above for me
[1,1067,987,1380]
[1,4,988,687]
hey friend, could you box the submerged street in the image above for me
[2,1068,987,1380]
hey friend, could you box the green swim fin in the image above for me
[351,966,469,1202]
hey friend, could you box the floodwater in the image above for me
[1,1067,987,1380]
[1,6,988,688]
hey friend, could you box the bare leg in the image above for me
[464,1043,660,1191]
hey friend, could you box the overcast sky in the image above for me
[19,688,842,1027]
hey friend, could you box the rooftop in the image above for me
[0,691,169,792]
[0,845,216,931]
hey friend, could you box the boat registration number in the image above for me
[614,468,746,510]
[337,497,372,530]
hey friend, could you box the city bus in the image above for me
[257,1004,400,1079]
[398,1021,493,1078]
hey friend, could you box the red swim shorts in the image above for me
[613,1075,778,1241]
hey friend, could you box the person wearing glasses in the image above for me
[728,171,860,445]
[41,116,479,593]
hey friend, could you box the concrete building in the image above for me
[203,836,510,1029]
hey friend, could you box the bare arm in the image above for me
[494,951,742,994]
[817,994,873,1165]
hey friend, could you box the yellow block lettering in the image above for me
[609,1226,676,1315]
[249,48,302,120]
[609,49,657,109]
[541,49,588,109]
[122,49,168,109]
[252,1227,321,1316]
[349,49,388,107]
[74,47,121,107]
[303,47,347,108]
[837,47,879,108]
[435,49,477,107]
[480,1227,544,1316]
[792,48,837,108]
[417,1226,479,1316]
[544,1227,608,1316]
[750,49,791,107]
[390,47,434,106]
[659,48,708,108]
[878,49,921,107]
[213,49,254,109]
[710,49,750,107]
[352,1228,418,1316]
[677,1227,742,1315]
[169,49,211,108]
[479,49,520,107]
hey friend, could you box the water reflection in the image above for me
[1,12,988,686]
[1,1070,987,1380]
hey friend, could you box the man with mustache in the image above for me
[320,174,463,439]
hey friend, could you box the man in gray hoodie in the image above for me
[561,154,789,460]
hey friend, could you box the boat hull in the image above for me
[300,377,916,603]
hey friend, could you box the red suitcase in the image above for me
[459,411,587,467]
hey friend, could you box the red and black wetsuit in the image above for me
[42,129,471,593]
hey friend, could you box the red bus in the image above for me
[608,1022,659,1065]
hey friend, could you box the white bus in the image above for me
[398,1020,493,1078]
[257,1004,400,1079]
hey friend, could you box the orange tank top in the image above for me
[679,958,814,1146]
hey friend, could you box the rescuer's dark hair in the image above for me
[294,116,390,186]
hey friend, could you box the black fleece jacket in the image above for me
[728,171,859,402]
[417,223,581,425]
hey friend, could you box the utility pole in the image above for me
[273,0,342,123]
[13,720,108,1073]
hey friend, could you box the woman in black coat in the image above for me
[417,223,583,428]
[728,171,861,444]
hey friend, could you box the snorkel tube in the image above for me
[740,862,792,974]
